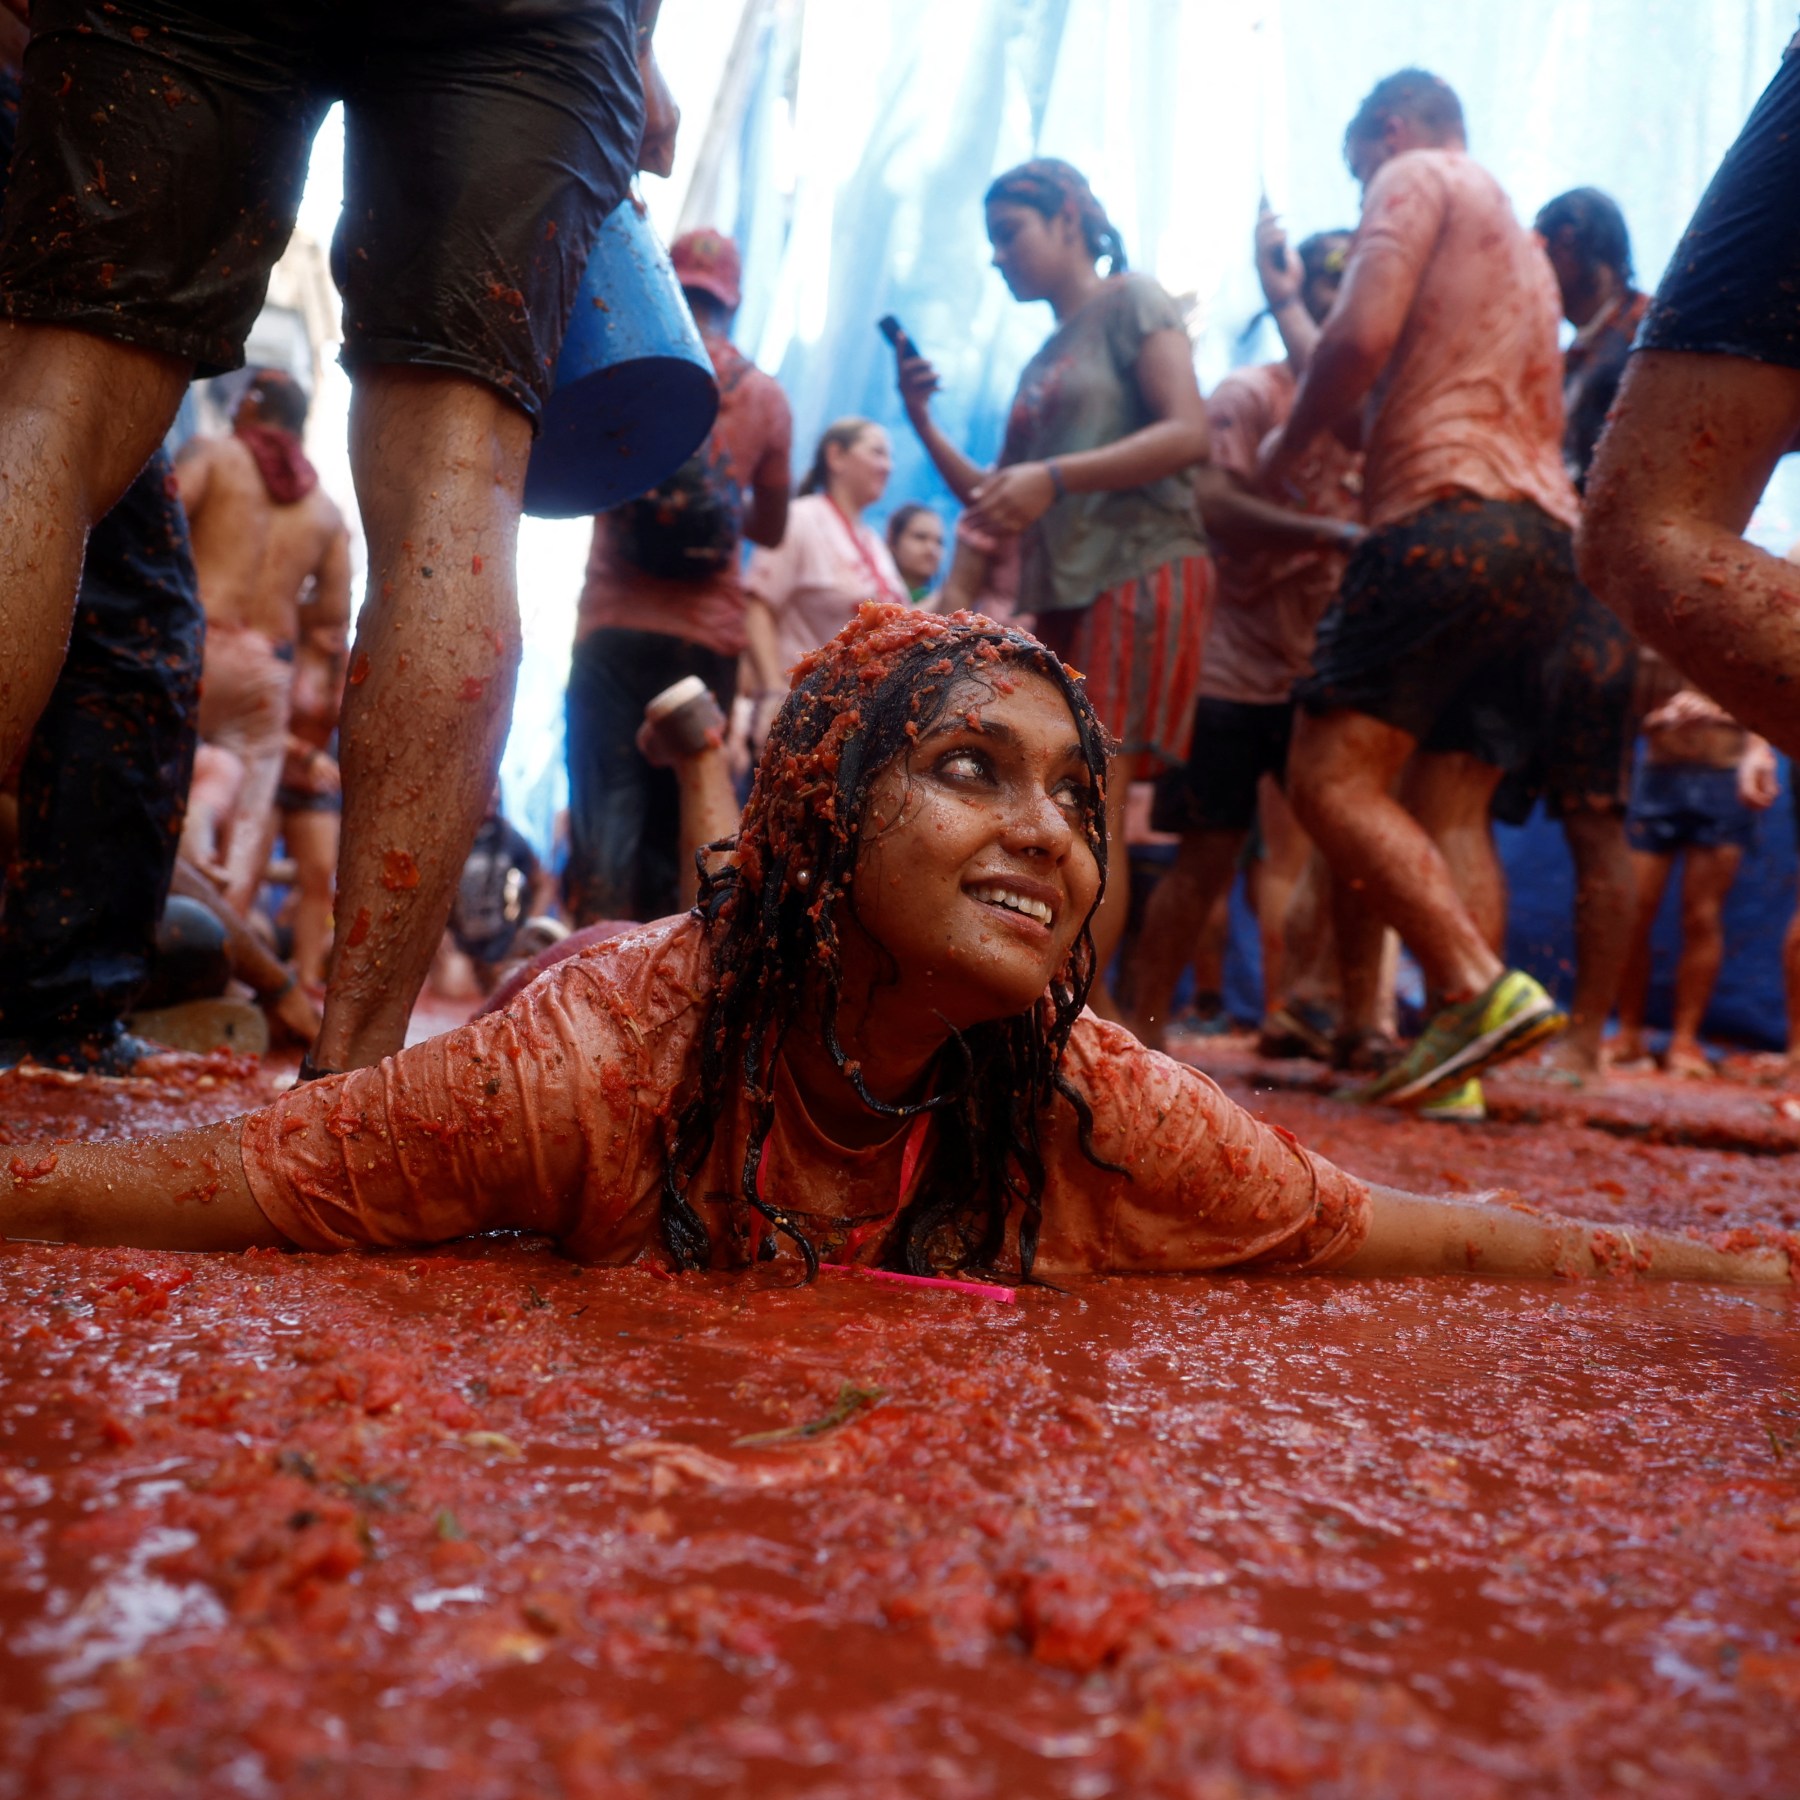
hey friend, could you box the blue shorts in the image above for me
[1626,762,1756,855]
[1637,49,1800,370]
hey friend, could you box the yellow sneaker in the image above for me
[1354,971,1564,1107]
[1417,1076,1486,1123]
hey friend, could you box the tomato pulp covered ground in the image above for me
[2,1054,1799,1798]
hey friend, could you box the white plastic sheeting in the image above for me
[489,0,1800,856]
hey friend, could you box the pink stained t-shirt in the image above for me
[744,494,908,682]
[1201,361,1363,707]
[1351,150,1579,533]
[240,913,1370,1278]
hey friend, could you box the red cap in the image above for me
[671,228,742,311]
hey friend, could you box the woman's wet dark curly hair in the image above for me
[659,602,1116,1283]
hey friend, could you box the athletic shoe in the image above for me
[1256,1000,1336,1061]
[1331,1029,1405,1075]
[1417,1077,1486,1123]
[1354,970,1564,1107]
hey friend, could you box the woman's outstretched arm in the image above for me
[0,1120,289,1252]
[1343,1185,1790,1286]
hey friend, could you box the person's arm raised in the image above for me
[1261,241,1416,489]
[1254,203,1323,377]
[967,327,1210,534]
[1261,156,1437,483]
[1342,1184,1790,1286]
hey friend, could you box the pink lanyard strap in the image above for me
[827,496,901,603]
[754,1108,932,1262]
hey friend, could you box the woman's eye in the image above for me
[1054,780,1094,814]
[937,749,989,783]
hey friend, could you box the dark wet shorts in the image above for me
[1296,495,1578,775]
[1627,761,1757,855]
[1492,588,1639,824]
[1151,697,1292,835]
[1638,48,1800,371]
[0,0,644,422]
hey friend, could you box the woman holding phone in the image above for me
[895,159,1213,1013]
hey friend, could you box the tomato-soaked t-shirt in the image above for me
[1350,150,1578,533]
[241,914,1369,1276]
[1202,360,1362,707]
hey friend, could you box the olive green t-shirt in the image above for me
[999,273,1208,616]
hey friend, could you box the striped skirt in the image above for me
[1036,554,1214,768]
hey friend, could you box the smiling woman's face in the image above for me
[846,668,1102,1028]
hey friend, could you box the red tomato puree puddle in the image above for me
[2,1059,1799,1797]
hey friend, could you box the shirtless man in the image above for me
[176,370,351,917]
[1263,69,1577,1107]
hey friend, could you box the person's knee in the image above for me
[1679,888,1727,937]
[351,367,532,502]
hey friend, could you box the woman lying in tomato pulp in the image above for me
[4,604,1787,1288]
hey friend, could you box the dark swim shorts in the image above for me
[0,0,644,423]
[1151,697,1292,836]
[1491,588,1639,824]
[1295,495,1579,775]
[1637,48,1800,370]
[1627,762,1757,856]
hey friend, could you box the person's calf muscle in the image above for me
[316,372,532,1068]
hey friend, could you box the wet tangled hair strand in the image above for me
[658,603,1118,1283]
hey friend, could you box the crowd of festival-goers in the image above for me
[2,0,1800,1285]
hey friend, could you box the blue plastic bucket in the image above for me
[522,200,719,520]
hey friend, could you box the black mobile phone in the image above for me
[878,314,915,356]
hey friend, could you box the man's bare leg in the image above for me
[1125,826,1246,1051]
[1581,353,1800,750]
[310,369,531,1072]
[0,324,189,772]
[1401,750,1507,958]
[1249,777,1310,1014]
[1613,849,1673,1064]
[1289,708,1506,1004]
[1666,843,1742,1076]
[284,807,341,990]
[1550,808,1634,1077]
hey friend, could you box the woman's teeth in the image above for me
[969,884,1053,926]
